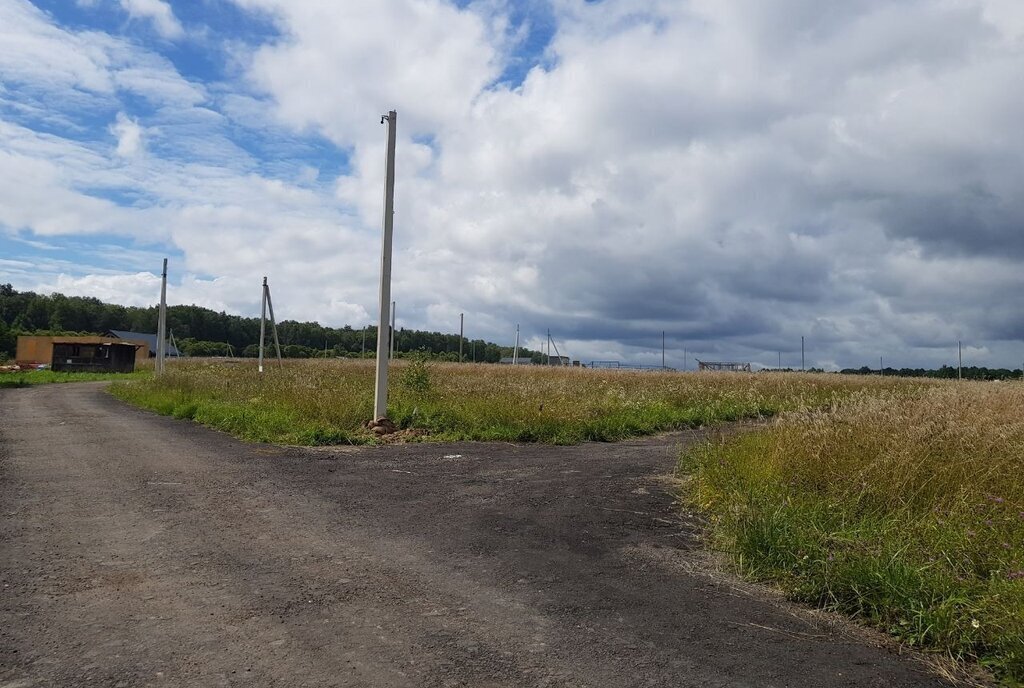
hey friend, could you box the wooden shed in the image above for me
[16,335,150,368]
[51,341,140,373]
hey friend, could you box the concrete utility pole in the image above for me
[373,110,397,422]
[259,277,283,369]
[801,336,805,372]
[259,276,267,373]
[265,283,282,368]
[662,331,665,368]
[156,258,167,375]
[361,326,366,356]
[513,324,520,364]
[547,329,551,365]
[880,356,884,376]
[459,313,464,363]
[958,340,962,381]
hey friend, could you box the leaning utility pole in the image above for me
[513,324,520,364]
[156,258,167,375]
[373,110,397,421]
[459,313,464,363]
[258,276,283,372]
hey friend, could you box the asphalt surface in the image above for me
[1,383,951,687]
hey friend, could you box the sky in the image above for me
[1,0,1023,370]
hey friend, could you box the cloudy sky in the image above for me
[1,0,1023,369]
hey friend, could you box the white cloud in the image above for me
[4,0,1024,368]
[119,0,185,40]
[110,112,144,156]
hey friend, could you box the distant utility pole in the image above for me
[958,340,962,381]
[258,276,283,373]
[683,347,687,372]
[459,313,464,363]
[880,356,884,376]
[361,326,366,356]
[156,258,167,375]
[662,331,666,368]
[801,336,805,372]
[547,329,551,365]
[513,324,520,364]
[373,109,397,421]
[778,351,782,369]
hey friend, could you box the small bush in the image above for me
[398,354,433,396]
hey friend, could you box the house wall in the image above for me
[16,336,149,366]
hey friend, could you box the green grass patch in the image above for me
[108,358,935,446]
[0,369,150,389]
[681,386,1024,683]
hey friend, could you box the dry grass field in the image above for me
[109,358,929,444]
[683,384,1024,681]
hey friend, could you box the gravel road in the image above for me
[1,383,950,687]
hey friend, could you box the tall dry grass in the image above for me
[683,384,1024,681]
[109,358,929,445]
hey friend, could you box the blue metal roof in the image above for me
[107,330,181,357]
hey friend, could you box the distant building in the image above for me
[107,330,180,357]
[499,357,534,365]
[697,360,752,372]
[16,335,145,372]
[52,341,139,373]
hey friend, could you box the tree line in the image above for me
[839,365,1023,381]
[0,284,545,363]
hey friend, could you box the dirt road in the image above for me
[1,383,949,687]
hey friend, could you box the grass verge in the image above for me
[0,369,150,389]
[108,358,928,445]
[680,385,1024,683]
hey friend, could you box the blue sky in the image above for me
[2,0,1024,369]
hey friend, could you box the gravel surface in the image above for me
[1,382,950,687]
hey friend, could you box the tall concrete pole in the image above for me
[258,277,267,373]
[459,313,464,363]
[156,258,167,375]
[373,110,397,421]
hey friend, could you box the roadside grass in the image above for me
[0,369,150,389]
[680,384,1024,683]
[108,358,928,445]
